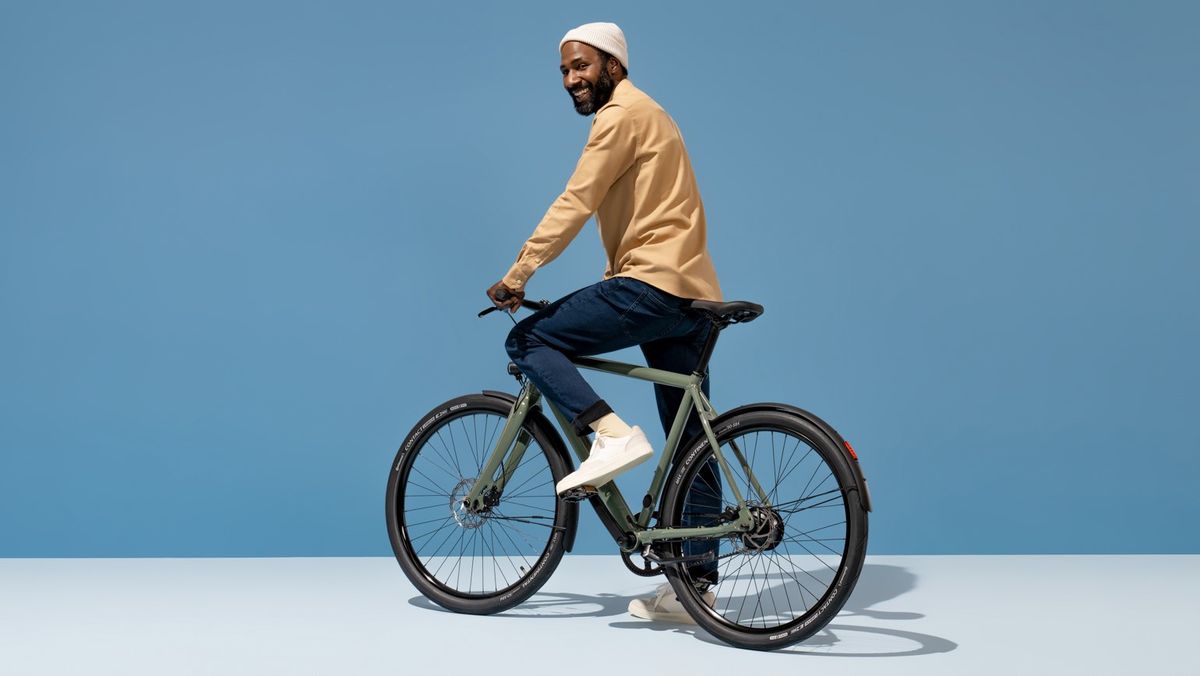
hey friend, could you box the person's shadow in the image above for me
[408,562,957,656]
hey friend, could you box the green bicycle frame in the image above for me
[462,355,773,550]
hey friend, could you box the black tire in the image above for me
[385,393,573,614]
[659,410,869,650]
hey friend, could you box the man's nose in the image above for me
[564,72,581,89]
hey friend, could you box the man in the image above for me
[486,22,722,623]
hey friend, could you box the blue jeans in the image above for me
[505,275,721,583]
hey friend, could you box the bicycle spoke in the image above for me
[784,529,844,558]
[430,526,468,579]
[762,553,805,615]
[427,428,467,480]
[468,525,478,594]
[501,461,550,499]
[406,516,455,545]
[771,488,842,512]
[480,518,510,589]
[768,437,811,505]
[491,518,538,566]
[503,470,554,499]
[408,464,453,496]
[406,514,457,528]
[434,426,468,479]
[486,513,562,529]
[781,535,839,572]
[465,416,482,477]
[500,498,553,513]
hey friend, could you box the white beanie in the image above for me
[559,22,629,71]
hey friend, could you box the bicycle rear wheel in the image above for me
[385,393,574,614]
[660,409,868,650]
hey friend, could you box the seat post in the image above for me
[691,318,722,378]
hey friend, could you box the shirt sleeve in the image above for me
[501,105,637,290]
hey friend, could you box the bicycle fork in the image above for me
[460,384,541,512]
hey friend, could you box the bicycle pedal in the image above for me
[558,486,598,503]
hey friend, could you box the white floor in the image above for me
[1,555,1196,675]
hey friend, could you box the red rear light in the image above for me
[844,440,858,460]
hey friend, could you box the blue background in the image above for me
[1,0,1196,557]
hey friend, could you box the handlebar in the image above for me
[478,288,550,317]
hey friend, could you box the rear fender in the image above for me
[675,402,872,513]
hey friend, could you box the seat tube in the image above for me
[635,385,696,526]
[692,319,721,377]
[662,385,695,465]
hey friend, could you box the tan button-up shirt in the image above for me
[501,78,722,302]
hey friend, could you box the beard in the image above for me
[567,65,615,116]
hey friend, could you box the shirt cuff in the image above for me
[501,260,534,290]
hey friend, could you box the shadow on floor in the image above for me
[408,562,957,656]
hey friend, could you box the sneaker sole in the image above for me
[556,448,653,496]
[628,603,697,624]
[628,594,716,624]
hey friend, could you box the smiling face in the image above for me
[560,41,624,115]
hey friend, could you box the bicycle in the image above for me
[384,290,872,651]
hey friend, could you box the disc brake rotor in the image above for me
[450,478,486,529]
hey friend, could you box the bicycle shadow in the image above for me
[607,563,957,656]
[407,587,636,618]
[408,563,957,656]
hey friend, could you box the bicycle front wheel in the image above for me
[660,410,868,650]
[385,393,573,614]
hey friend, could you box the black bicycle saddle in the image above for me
[689,299,765,324]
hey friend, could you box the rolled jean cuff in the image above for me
[571,399,613,437]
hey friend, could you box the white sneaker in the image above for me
[628,582,717,624]
[554,426,654,496]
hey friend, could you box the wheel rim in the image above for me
[673,424,852,633]
[398,410,560,598]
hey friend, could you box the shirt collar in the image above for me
[598,78,633,113]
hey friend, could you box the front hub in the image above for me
[451,478,487,528]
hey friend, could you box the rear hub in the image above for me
[740,505,784,552]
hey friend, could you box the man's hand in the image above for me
[487,280,526,314]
